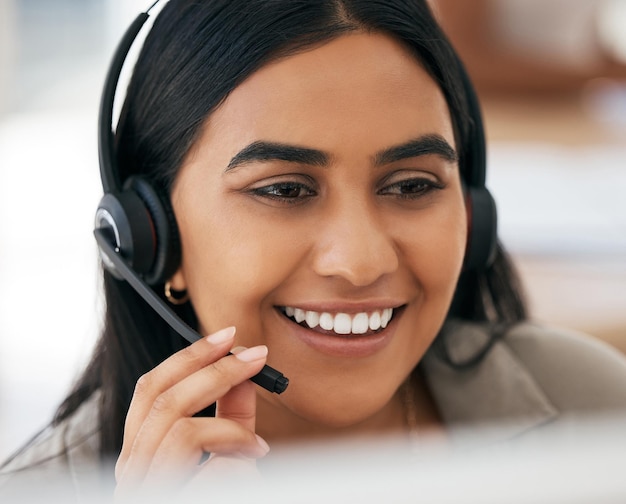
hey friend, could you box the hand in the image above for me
[114,326,271,497]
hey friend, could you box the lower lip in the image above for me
[277,309,401,358]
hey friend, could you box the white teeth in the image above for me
[381,308,392,329]
[294,308,305,323]
[352,313,369,334]
[369,311,381,331]
[334,313,352,335]
[284,307,395,335]
[305,310,320,328]
[319,312,334,331]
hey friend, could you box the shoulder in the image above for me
[500,322,626,412]
[425,320,626,423]
[0,391,106,501]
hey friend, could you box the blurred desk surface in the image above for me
[481,91,626,354]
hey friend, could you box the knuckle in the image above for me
[227,421,258,447]
[151,390,177,416]
[171,346,203,369]
[243,429,260,447]
[133,372,154,397]
[167,418,194,445]
[207,358,236,387]
[230,409,256,424]
[132,345,208,399]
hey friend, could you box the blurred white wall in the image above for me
[0,1,16,115]
[0,0,148,463]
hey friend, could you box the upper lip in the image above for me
[276,300,406,314]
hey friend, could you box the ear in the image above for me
[167,266,188,292]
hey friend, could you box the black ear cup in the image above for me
[125,176,181,285]
[95,190,156,277]
[464,186,497,271]
[95,175,181,285]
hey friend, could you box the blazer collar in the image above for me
[422,319,559,447]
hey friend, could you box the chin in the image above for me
[287,379,401,431]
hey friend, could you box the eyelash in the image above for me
[249,177,444,205]
[378,177,445,199]
[250,182,317,204]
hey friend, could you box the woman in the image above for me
[2,0,626,500]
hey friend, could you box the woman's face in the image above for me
[170,33,466,428]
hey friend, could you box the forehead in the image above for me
[205,32,455,155]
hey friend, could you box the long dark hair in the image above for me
[54,0,527,460]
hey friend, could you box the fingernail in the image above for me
[234,345,268,362]
[206,326,236,345]
[256,434,270,455]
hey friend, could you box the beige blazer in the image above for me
[423,320,626,445]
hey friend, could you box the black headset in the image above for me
[95,1,180,287]
[94,0,498,292]
[455,58,498,272]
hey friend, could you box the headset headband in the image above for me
[98,1,163,193]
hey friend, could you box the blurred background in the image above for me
[0,0,625,462]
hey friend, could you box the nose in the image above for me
[311,198,399,286]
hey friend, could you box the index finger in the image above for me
[119,327,236,467]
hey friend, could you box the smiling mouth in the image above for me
[278,306,402,336]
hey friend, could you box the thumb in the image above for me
[216,379,258,431]
[215,345,267,431]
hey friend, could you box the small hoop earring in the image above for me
[164,281,189,305]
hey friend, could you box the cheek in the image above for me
[391,197,467,366]
[174,194,304,336]
[396,197,468,293]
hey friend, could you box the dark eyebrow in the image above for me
[225,141,329,171]
[373,134,458,166]
[225,134,457,173]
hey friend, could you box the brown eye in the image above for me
[379,178,444,199]
[251,182,316,201]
